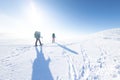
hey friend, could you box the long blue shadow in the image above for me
[56,43,78,54]
[32,47,53,80]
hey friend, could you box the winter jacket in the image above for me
[52,33,55,38]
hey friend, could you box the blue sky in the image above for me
[0,0,120,39]
[35,0,120,33]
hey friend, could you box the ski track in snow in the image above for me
[77,46,91,80]
[50,43,75,80]
[0,46,30,66]
[56,42,109,80]
[0,46,31,80]
[62,49,77,80]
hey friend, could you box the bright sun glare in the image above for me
[11,0,56,40]
[24,0,56,39]
[6,0,83,41]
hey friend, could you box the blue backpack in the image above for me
[34,31,40,39]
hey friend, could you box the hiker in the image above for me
[52,33,55,43]
[34,31,42,46]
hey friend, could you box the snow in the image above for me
[0,28,120,80]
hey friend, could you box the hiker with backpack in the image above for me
[34,31,42,46]
[52,33,56,43]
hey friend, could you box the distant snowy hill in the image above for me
[0,28,120,80]
[93,28,120,40]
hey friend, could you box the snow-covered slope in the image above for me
[93,28,120,41]
[0,28,120,80]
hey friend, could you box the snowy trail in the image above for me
[0,43,120,80]
[0,41,120,80]
[0,28,120,80]
[0,45,32,80]
[54,42,108,80]
[56,43,79,80]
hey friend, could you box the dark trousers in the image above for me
[35,38,42,46]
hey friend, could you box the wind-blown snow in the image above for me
[0,28,120,80]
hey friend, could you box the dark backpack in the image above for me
[34,31,40,39]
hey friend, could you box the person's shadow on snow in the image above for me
[32,46,53,80]
[56,43,78,55]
